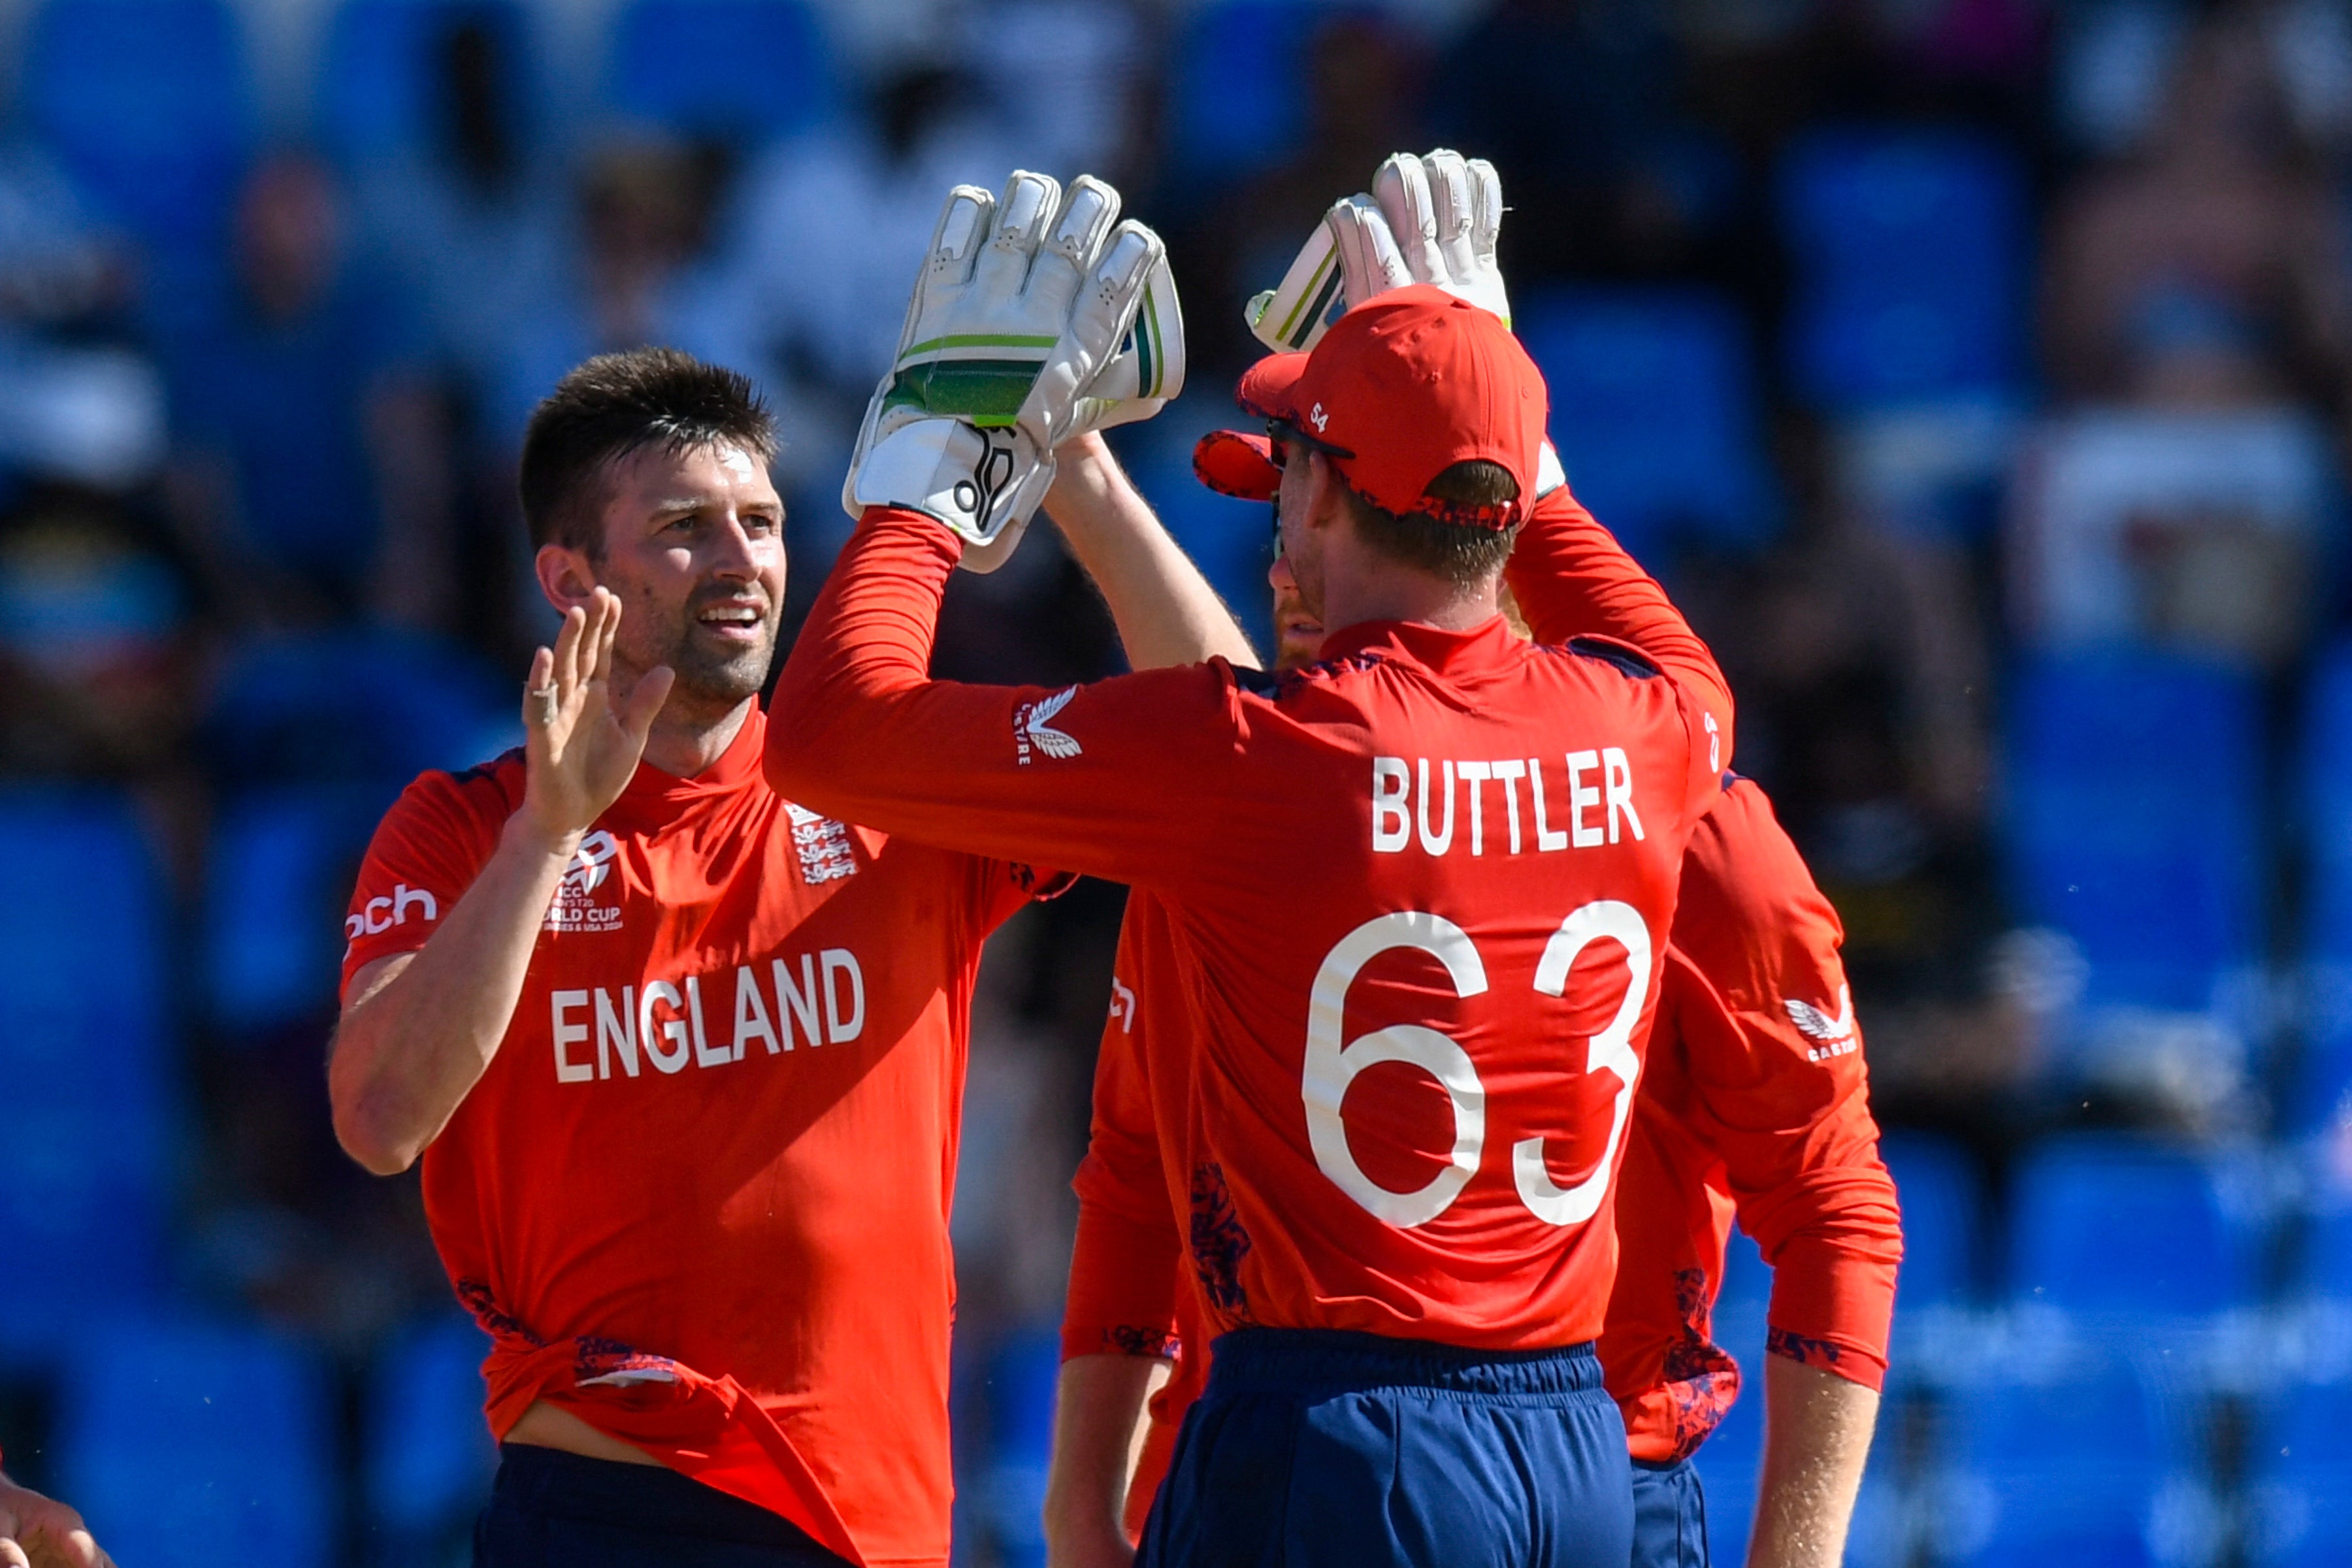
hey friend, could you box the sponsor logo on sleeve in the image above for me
[1014,685,1082,764]
[346,882,440,942]
[546,830,623,933]
[1784,984,1856,1061]
[1109,977,1136,1033]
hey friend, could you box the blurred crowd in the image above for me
[10,0,2352,1563]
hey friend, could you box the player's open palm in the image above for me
[521,587,674,843]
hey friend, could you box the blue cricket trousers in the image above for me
[472,1445,854,1568]
[1137,1328,1633,1567]
[1629,1458,1710,1568]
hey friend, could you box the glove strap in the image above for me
[851,419,1047,546]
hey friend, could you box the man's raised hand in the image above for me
[0,1475,112,1568]
[519,587,673,847]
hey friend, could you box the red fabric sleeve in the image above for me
[1062,907,1183,1362]
[1667,783,1903,1392]
[1505,483,1735,814]
[766,510,1254,889]
[340,762,510,995]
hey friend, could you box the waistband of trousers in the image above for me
[1205,1327,1605,1398]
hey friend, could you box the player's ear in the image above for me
[534,543,600,616]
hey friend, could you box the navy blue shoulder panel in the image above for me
[1561,636,1661,679]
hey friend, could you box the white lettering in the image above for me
[1529,758,1568,852]
[689,975,727,1068]
[596,986,639,1078]
[773,955,819,1047]
[1604,747,1644,843]
[1371,757,1411,853]
[394,883,438,924]
[364,895,393,934]
[1490,760,1527,853]
[822,949,866,1043]
[1457,760,1492,855]
[551,989,593,1083]
[1416,758,1456,855]
[641,981,690,1073]
[1567,750,1603,849]
[732,966,779,1059]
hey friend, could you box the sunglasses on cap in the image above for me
[1264,417,1356,466]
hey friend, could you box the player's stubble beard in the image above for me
[615,577,782,731]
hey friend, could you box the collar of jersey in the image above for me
[1312,612,1520,677]
[611,701,768,821]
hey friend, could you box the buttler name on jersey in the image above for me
[1371,749,1645,857]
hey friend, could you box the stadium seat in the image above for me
[2004,651,2262,1015]
[602,0,831,144]
[54,1316,335,1567]
[20,0,253,254]
[202,628,515,794]
[973,1326,1060,1568]
[2247,1378,2352,1567]
[203,784,391,1037]
[2293,640,2352,1132]
[2295,1202,2352,1301]
[0,790,171,1356]
[314,0,538,165]
[1166,1,1326,176]
[1934,1360,2184,1568]
[1879,1132,1980,1310]
[2006,1135,2253,1315]
[1514,287,1779,570]
[365,1311,497,1549]
[1777,126,2029,409]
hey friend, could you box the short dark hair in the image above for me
[1341,460,1522,587]
[519,348,777,555]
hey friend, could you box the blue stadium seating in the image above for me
[20,0,253,254]
[0,790,171,1356]
[2293,641,2352,1131]
[1515,287,1779,569]
[2248,1380,2352,1566]
[2295,1203,2352,1300]
[602,0,831,144]
[55,1316,335,1567]
[2004,652,2262,1013]
[204,784,391,1037]
[971,1326,1061,1568]
[2006,1135,2252,1314]
[1166,1,1326,176]
[365,1311,497,1546]
[315,0,538,165]
[1880,1132,1980,1310]
[1778,126,2029,409]
[1936,1362,2174,1568]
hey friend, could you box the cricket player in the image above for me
[768,165,1738,1564]
[1047,163,1903,1568]
[328,208,1226,1568]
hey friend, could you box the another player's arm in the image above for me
[767,509,1250,885]
[329,593,670,1174]
[1046,433,1259,671]
[1505,482,1734,787]
[1671,792,1903,1568]
[1048,917,1183,1567]
[1749,1358,1882,1568]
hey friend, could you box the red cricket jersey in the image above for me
[340,708,1058,1568]
[1063,777,1903,1521]
[768,487,1734,1350]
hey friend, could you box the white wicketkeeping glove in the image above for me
[845,171,1180,572]
[1245,149,1561,495]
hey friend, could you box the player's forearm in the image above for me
[1505,485,1734,756]
[1744,1356,1880,1568]
[1046,434,1259,671]
[1044,1354,1168,1568]
[329,814,578,1174]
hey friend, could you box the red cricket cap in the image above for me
[1195,284,1547,529]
